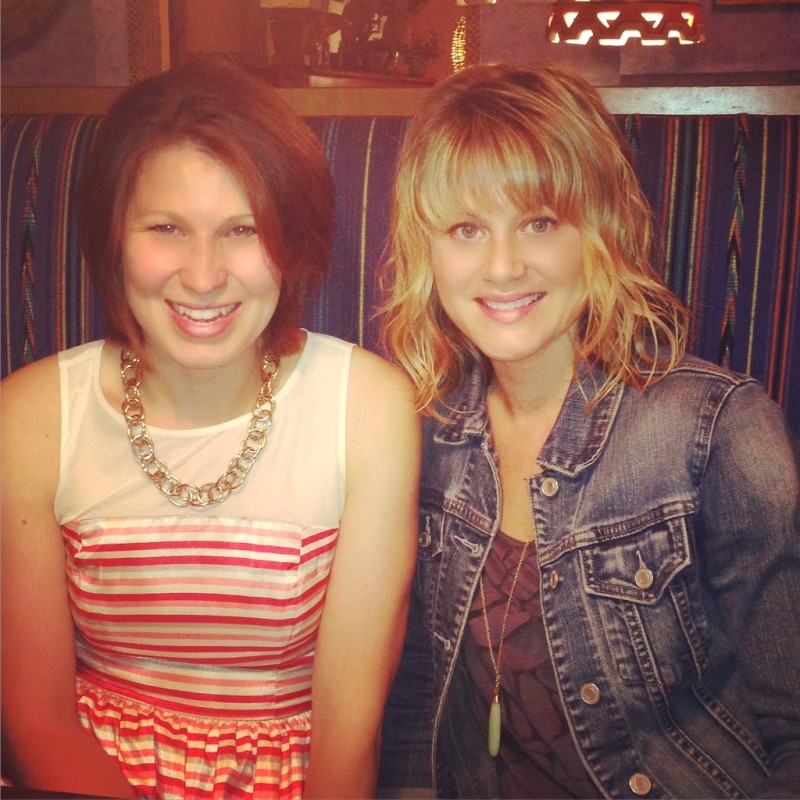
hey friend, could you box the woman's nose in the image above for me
[180,238,226,294]
[483,234,526,285]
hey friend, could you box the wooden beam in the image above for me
[3,85,800,117]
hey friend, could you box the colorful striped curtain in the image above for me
[2,114,798,435]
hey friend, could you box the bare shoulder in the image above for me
[345,347,420,472]
[2,354,62,497]
[347,346,416,414]
[1,354,61,429]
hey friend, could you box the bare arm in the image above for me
[1,358,137,799]
[303,348,421,799]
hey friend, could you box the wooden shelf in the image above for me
[3,85,800,117]
[254,66,435,89]
[306,69,434,89]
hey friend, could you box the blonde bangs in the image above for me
[410,115,583,230]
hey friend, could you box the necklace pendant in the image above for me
[488,696,501,757]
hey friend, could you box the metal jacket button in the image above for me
[579,683,600,705]
[418,530,431,547]
[635,567,654,589]
[541,477,559,497]
[629,772,652,795]
[549,569,562,590]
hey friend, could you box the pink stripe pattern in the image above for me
[63,516,339,799]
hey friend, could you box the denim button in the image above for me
[635,566,654,589]
[580,683,600,705]
[549,569,562,590]
[419,530,431,547]
[629,772,652,795]
[541,477,559,497]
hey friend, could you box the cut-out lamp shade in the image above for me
[547,0,706,45]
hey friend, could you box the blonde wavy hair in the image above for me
[380,62,687,415]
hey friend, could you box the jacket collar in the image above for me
[431,360,624,478]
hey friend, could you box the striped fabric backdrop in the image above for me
[2,113,798,435]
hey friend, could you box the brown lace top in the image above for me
[463,530,602,799]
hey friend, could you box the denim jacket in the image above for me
[379,356,800,799]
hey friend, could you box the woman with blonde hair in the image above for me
[379,63,800,798]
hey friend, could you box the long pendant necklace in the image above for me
[479,536,533,758]
[120,350,278,507]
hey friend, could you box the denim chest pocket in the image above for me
[579,515,712,687]
[417,489,490,647]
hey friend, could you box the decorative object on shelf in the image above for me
[452,15,468,71]
[322,0,348,67]
[263,0,328,67]
[546,0,705,45]
[338,0,433,73]
[451,5,482,74]
[401,28,443,76]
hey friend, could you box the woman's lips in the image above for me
[166,301,239,337]
[478,292,545,323]
[481,293,544,312]
[168,301,237,322]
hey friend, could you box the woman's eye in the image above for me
[229,225,258,238]
[149,223,179,235]
[525,217,557,234]
[451,223,483,241]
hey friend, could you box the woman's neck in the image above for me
[486,351,576,540]
[488,345,576,422]
[103,341,267,429]
[146,361,264,429]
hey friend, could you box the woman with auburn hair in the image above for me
[2,57,419,800]
[379,62,800,798]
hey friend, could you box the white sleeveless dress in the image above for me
[54,332,352,800]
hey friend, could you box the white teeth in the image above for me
[171,302,235,322]
[484,294,541,311]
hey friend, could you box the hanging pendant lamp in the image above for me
[547,0,706,45]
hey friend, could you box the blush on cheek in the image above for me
[123,246,179,291]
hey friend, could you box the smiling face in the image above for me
[430,200,586,373]
[121,143,281,372]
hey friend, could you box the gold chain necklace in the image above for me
[120,350,278,507]
[479,536,533,758]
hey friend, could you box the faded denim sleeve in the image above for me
[698,380,800,798]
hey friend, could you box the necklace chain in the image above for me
[480,537,532,702]
[479,535,533,756]
[120,350,278,507]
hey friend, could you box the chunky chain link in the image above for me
[120,350,278,507]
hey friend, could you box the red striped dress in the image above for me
[54,334,352,799]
